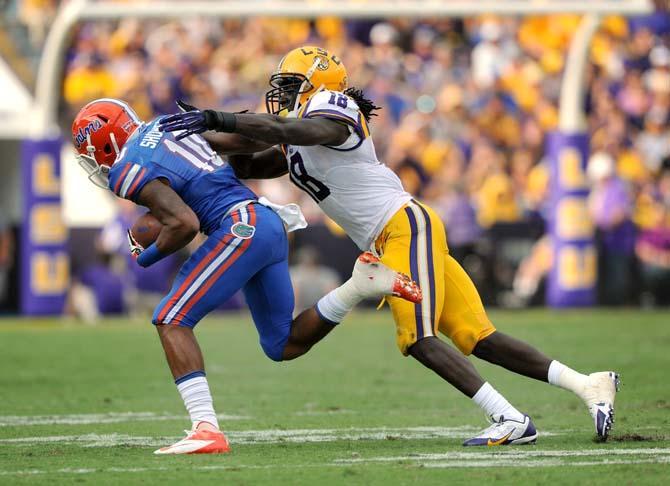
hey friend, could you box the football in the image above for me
[131,212,162,248]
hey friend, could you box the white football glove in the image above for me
[127,229,144,258]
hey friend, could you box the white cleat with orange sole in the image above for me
[353,252,422,304]
[154,426,231,455]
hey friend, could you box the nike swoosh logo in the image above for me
[155,439,215,454]
[487,431,514,446]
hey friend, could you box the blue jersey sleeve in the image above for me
[108,157,183,202]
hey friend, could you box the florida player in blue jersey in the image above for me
[71,98,422,455]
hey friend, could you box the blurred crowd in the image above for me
[4,1,670,308]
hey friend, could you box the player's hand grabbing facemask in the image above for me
[127,229,144,258]
[159,100,239,140]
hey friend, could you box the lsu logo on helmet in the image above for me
[265,46,348,115]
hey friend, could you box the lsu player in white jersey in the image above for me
[160,46,619,444]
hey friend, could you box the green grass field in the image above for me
[1,309,669,485]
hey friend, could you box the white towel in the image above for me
[257,197,308,233]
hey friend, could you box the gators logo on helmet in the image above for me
[73,119,103,150]
[71,98,142,188]
[265,46,348,115]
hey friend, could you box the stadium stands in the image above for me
[3,1,669,306]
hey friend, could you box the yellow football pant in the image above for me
[375,200,496,355]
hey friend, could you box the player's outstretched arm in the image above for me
[203,132,273,155]
[223,113,350,146]
[227,146,288,180]
[133,179,200,267]
[159,109,350,147]
[171,100,273,155]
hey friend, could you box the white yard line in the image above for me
[0,465,332,477]
[0,427,647,450]
[1,455,669,477]
[1,437,670,477]
[0,412,248,426]
[422,457,670,468]
[5,411,659,436]
[335,447,670,463]
[0,427,484,447]
[229,426,486,443]
[0,434,168,447]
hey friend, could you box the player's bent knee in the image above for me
[396,327,421,356]
[260,337,288,362]
[261,344,284,362]
[152,317,194,329]
[407,336,440,361]
[471,330,500,359]
[451,327,496,356]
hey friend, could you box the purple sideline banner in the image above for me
[546,132,597,307]
[20,137,69,315]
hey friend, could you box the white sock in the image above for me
[175,372,219,430]
[316,279,362,324]
[547,360,588,395]
[472,382,525,422]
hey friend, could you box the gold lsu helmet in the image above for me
[265,46,348,115]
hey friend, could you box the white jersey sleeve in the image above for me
[299,90,365,150]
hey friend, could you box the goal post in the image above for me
[33,0,654,136]
[22,0,654,314]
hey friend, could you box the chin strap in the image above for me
[77,133,109,188]
[109,132,120,156]
[291,58,322,113]
[291,84,325,117]
[85,133,96,158]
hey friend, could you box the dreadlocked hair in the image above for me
[344,87,381,123]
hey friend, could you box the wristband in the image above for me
[204,110,237,133]
[136,243,166,268]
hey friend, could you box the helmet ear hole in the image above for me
[103,143,112,154]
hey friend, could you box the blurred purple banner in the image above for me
[546,132,597,307]
[20,138,69,315]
